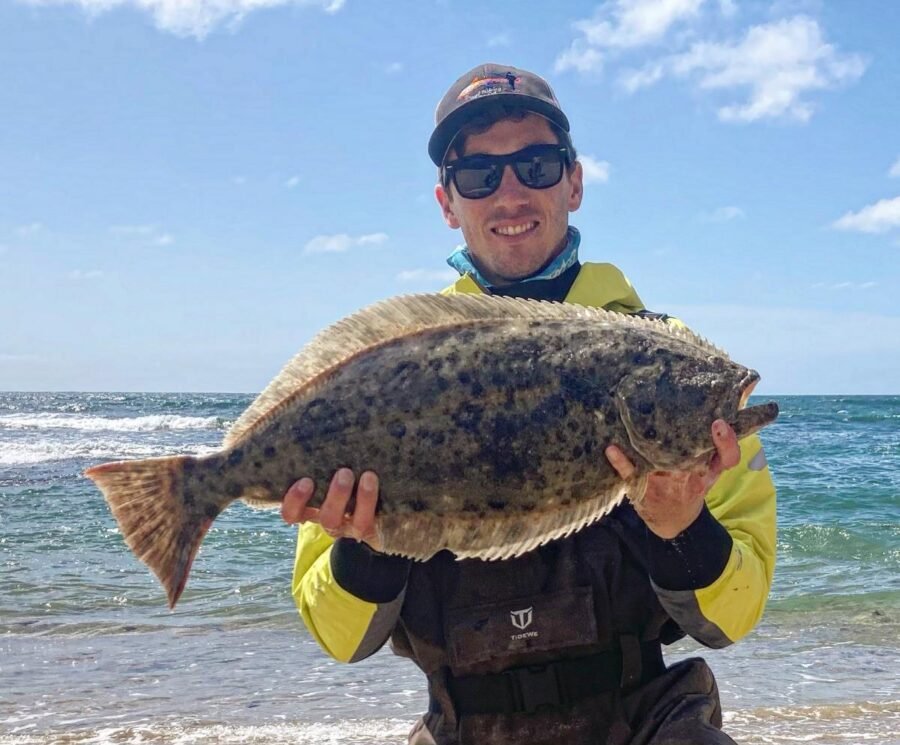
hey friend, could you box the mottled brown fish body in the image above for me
[85,295,778,607]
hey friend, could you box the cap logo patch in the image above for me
[457,73,521,103]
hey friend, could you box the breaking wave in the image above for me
[0,413,228,433]
[0,439,219,465]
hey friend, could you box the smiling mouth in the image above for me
[493,221,538,237]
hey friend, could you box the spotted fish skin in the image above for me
[85,295,778,607]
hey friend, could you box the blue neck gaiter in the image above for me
[446,226,581,289]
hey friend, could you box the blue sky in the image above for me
[1,0,898,394]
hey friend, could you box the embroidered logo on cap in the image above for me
[457,72,521,103]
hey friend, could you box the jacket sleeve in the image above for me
[292,522,410,662]
[648,433,777,647]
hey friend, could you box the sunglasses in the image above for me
[442,144,572,199]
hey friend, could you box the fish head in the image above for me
[614,352,778,470]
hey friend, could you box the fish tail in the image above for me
[85,455,215,609]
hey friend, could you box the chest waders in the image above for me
[392,504,733,744]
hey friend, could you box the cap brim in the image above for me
[428,93,570,166]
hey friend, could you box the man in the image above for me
[281,63,776,744]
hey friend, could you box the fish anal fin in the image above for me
[379,483,629,562]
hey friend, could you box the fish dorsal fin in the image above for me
[223,293,725,446]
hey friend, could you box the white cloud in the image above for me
[396,269,458,283]
[620,62,666,91]
[556,0,707,74]
[304,232,388,254]
[700,205,744,222]
[579,0,705,50]
[22,0,345,38]
[357,232,389,246]
[811,280,877,291]
[16,222,43,237]
[110,224,154,236]
[579,155,611,184]
[69,269,104,280]
[717,0,737,17]
[0,353,40,362]
[109,224,174,246]
[832,196,900,234]
[889,157,900,178]
[625,16,866,122]
[285,175,300,189]
[555,42,605,75]
[385,62,404,74]
[487,32,511,48]
[557,4,865,124]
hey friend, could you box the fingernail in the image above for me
[360,471,377,491]
[296,477,314,495]
[336,469,354,487]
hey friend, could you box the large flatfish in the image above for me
[85,294,778,607]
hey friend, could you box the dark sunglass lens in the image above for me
[454,165,502,198]
[514,153,563,188]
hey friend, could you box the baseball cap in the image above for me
[428,63,570,166]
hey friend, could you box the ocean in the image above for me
[1,392,898,744]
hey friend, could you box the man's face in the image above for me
[435,114,583,286]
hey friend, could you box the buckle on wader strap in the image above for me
[446,639,664,716]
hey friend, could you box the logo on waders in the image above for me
[510,607,533,630]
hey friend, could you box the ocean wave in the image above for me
[724,700,900,744]
[0,440,219,465]
[0,720,416,745]
[0,413,229,433]
[1,705,897,745]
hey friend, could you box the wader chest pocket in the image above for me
[445,587,598,671]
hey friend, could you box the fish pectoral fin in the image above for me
[624,473,649,505]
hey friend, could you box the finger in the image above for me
[281,478,315,524]
[349,471,379,542]
[712,419,740,470]
[299,506,321,523]
[605,445,636,480]
[318,468,355,534]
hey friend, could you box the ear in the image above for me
[567,160,584,212]
[435,183,461,229]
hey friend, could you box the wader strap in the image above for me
[446,641,664,715]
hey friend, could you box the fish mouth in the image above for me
[739,373,758,409]
[731,371,778,438]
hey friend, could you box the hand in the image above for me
[605,419,740,539]
[280,468,383,551]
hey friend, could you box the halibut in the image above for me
[85,294,778,607]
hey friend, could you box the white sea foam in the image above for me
[0,413,226,433]
[724,700,900,744]
[0,720,415,744]
[0,440,219,465]
[0,705,898,745]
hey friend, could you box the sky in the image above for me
[1,0,899,395]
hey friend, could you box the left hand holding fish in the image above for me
[605,419,740,540]
[281,468,384,551]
